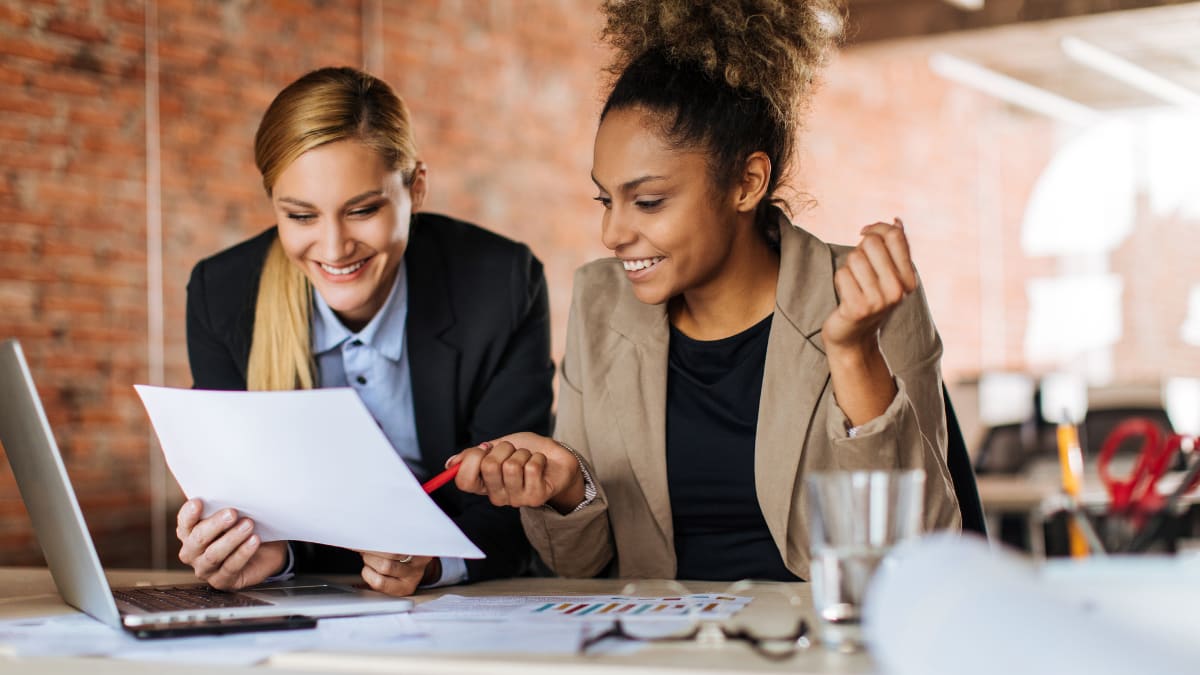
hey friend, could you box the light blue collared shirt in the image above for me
[305,263,467,587]
[311,264,420,477]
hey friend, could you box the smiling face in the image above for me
[271,139,425,331]
[591,107,744,307]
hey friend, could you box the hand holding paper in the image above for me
[135,385,483,560]
[174,497,290,590]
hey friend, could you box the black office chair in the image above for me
[944,386,987,537]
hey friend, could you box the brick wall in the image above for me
[797,41,1062,380]
[2,2,1197,567]
[1,0,151,566]
[1,0,608,568]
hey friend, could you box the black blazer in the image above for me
[185,212,555,582]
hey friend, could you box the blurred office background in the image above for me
[2,0,1199,568]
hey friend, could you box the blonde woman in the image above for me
[176,67,553,596]
[450,0,960,581]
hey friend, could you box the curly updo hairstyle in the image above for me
[600,0,843,243]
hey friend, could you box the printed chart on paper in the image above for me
[527,594,750,619]
[416,593,751,621]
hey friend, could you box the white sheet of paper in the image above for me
[414,594,751,621]
[408,618,584,654]
[0,612,431,665]
[0,611,582,665]
[134,385,483,558]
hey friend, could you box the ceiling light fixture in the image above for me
[929,52,1103,126]
[1061,36,1200,110]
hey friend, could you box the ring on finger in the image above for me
[397,555,413,564]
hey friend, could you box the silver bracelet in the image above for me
[557,441,597,513]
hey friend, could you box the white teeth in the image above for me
[622,257,663,272]
[319,259,366,276]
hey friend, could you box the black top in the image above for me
[666,314,799,582]
[185,212,555,582]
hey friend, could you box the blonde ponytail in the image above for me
[246,238,315,391]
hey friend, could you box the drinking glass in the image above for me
[806,469,925,652]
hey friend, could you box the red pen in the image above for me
[424,442,489,494]
[422,464,460,494]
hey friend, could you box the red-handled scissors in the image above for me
[1097,418,1185,515]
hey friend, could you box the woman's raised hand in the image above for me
[821,218,918,352]
[175,498,288,590]
[448,432,586,513]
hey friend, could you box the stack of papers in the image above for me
[416,593,752,621]
[0,593,754,666]
[0,610,581,666]
[0,612,424,665]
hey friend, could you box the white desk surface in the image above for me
[0,568,876,675]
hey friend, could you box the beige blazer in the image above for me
[521,221,961,580]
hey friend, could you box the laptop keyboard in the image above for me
[113,586,271,612]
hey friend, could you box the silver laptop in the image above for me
[0,338,412,634]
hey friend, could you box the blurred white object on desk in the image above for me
[978,372,1036,427]
[1164,377,1200,438]
[1040,372,1088,425]
[864,534,1200,675]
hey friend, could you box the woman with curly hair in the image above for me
[450,0,961,581]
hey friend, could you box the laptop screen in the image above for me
[0,339,123,628]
